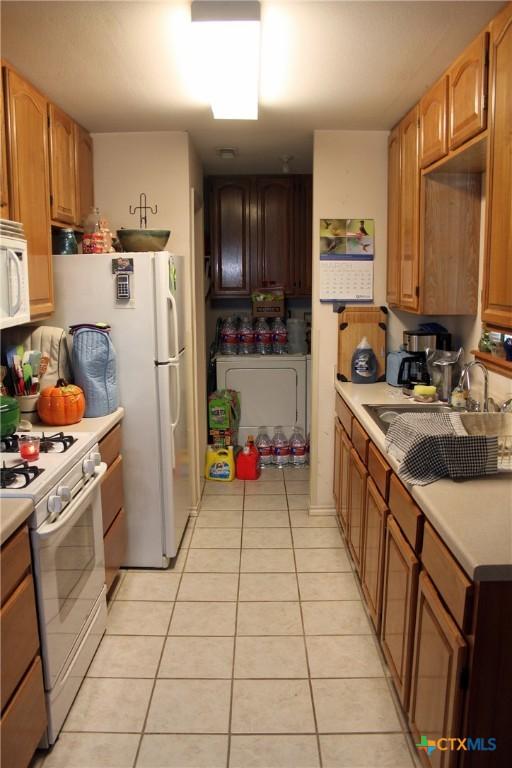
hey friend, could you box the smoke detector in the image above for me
[216,147,238,159]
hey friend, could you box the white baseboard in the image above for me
[309,504,336,517]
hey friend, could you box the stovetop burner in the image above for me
[0,432,77,454]
[0,461,44,489]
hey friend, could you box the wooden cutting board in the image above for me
[336,305,388,382]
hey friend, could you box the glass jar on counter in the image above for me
[55,228,78,255]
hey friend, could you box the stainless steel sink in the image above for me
[362,403,453,435]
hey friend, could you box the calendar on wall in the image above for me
[319,218,374,302]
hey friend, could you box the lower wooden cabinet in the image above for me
[333,417,342,515]
[99,423,126,595]
[104,508,127,592]
[409,572,467,768]
[381,514,420,709]
[347,447,367,574]
[0,656,47,768]
[361,477,388,632]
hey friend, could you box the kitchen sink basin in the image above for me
[362,403,453,435]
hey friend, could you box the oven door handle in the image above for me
[37,464,107,538]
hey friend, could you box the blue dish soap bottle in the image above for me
[351,337,378,383]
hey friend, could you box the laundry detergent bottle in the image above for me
[351,337,378,383]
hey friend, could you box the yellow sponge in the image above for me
[413,384,437,396]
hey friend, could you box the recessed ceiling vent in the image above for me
[216,147,239,159]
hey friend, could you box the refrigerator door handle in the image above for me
[170,360,181,430]
[168,288,180,363]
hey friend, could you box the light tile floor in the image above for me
[35,467,420,768]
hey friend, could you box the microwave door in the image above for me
[0,242,31,329]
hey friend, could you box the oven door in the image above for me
[31,464,106,690]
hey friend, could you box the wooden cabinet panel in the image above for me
[104,507,127,593]
[333,417,342,514]
[48,103,76,224]
[351,419,369,465]
[99,424,122,469]
[399,105,420,311]
[210,177,252,296]
[1,574,40,710]
[419,75,448,168]
[448,32,488,150]
[0,70,10,218]
[335,393,353,435]
[0,656,47,768]
[482,3,512,329]
[368,442,391,502]
[409,573,466,768]
[293,175,312,295]
[389,474,423,552]
[347,447,367,574]
[5,67,53,318]
[0,525,30,605]
[361,477,388,632]
[74,123,94,227]
[381,515,419,709]
[339,428,351,534]
[101,455,124,535]
[421,523,473,633]
[386,125,401,306]
[254,176,293,292]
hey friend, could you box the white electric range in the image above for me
[0,430,108,744]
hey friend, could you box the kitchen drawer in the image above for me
[99,423,122,468]
[388,475,423,553]
[335,393,353,435]
[101,455,124,534]
[104,507,127,593]
[0,573,39,711]
[0,656,47,768]
[421,522,473,633]
[1,525,31,605]
[351,419,369,465]
[368,443,391,500]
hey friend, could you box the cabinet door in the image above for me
[347,447,367,574]
[292,175,312,296]
[75,124,94,227]
[0,71,10,218]
[48,103,77,224]
[381,515,419,709]
[399,106,420,311]
[482,4,512,329]
[5,68,53,318]
[210,177,252,297]
[333,418,342,515]
[419,75,448,168]
[448,32,488,150]
[339,428,351,534]
[386,125,401,306]
[361,477,388,632]
[254,176,293,293]
[409,573,467,768]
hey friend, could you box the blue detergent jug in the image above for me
[351,337,378,383]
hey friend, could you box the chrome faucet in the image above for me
[458,361,489,412]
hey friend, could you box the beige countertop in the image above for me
[335,381,512,582]
[0,408,124,544]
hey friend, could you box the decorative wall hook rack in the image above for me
[129,193,158,229]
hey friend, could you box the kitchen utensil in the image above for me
[22,363,32,395]
[336,305,387,382]
[116,228,170,252]
[0,394,20,437]
[426,347,464,402]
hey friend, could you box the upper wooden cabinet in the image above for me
[4,67,53,318]
[482,2,512,330]
[49,103,77,225]
[419,75,448,168]
[74,124,94,228]
[398,106,420,311]
[448,31,488,151]
[0,72,10,218]
[207,174,312,299]
[386,126,400,306]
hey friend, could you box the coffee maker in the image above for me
[398,329,452,395]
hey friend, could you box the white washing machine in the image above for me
[216,354,307,444]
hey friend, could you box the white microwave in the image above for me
[0,234,31,329]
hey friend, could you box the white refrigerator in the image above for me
[52,251,190,568]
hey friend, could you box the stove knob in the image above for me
[83,457,95,476]
[48,494,63,521]
[91,451,101,467]
[57,485,71,503]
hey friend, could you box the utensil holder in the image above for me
[15,394,39,424]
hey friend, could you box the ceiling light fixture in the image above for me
[280,154,293,174]
[191,1,261,120]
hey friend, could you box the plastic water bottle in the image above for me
[255,427,273,468]
[351,336,378,383]
[272,318,288,354]
[255,319,272,355]
[238,316,255,355]
[220,316,239,355]
[272,426,290,468]
[289,425,307,466]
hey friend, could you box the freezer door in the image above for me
[156,352,190,558]
[154,252,185,362]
